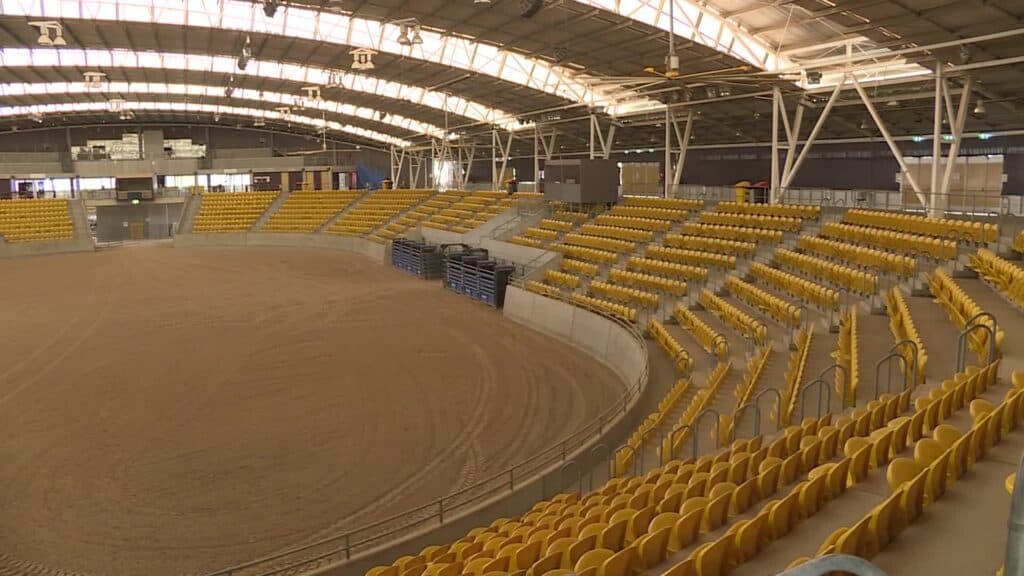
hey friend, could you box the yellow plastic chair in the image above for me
[932,424,962,450]
[566,535,598,569]
[464,558,492,576]
[732,477,757,515]
[925,450,951,505]
[835,516,870,557]
[673,509,703,552]
[631,526,670,570]
[573,549,613,575]
[757,461,782,499]
[888,417,911,454]
[703,491,732,533]
[662,556,697,576]
[366,566,399,576]
[827,458,852,499]
[900,470,928,524]
[798,474,827,517]
[870,428,894,468]
[513,541,542,571]
[600,547,633,576]
[914,438,944,465]
[768,492,799,539]
[694,537,729,576]
[734,513,767,564]
[818,426,839,460]
[599,519,628,551]
[886,457,926,492]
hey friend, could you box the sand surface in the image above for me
[0,245,623,576]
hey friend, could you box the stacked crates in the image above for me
[443,247,515,308]
[391,239,444,279]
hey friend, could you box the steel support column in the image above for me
[930,63,944,217]
[941,76,974,202]
[664,106,672,198]
[771,87,781,202]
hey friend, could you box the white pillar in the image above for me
[664,106,672,198]
[930,64,943,217]
[771,87,781,203]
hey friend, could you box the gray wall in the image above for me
[96,203,182,242]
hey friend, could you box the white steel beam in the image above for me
[941,76,974,201]
[673,111,694,186]
[782,77,845,189]
[851,77,926,207]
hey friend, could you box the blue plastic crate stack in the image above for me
[390,239,444,279]
[443,248,515,308]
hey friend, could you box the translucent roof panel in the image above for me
[0,0,657,112]
[0,47,523,131]
[0,81,445,138]
[0,100,413,147]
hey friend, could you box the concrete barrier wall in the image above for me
[309,286,653,576]
[0,237,94,259]
[173,232,387,263]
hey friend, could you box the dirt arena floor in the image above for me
[0,245,624,576]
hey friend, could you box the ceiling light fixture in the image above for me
[83,71,106,89]
[397,24,411,46]
[29,21,65,46]
[973,99,987,117]
[237,35,252,71]
[350,48,376,70]
[806,70,822,85]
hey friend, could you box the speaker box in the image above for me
[520,0,543,18]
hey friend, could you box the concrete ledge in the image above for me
[305,286,652,576]
[172,232,387,263]
[0,237,94,259]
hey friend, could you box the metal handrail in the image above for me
[204,284,650,576]
[777,554,889,576]
[956,311,998,372]
[800,378,833,421]
[874,351,910,399]
[1005,455,1024,575]
[692,409,721,457]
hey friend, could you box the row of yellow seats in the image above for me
[835,309,859,407]
[593,215,672,232]
[552,210,593,223]
[617,374,693,480]
[680,222,783,243]
[672,305,728,360]
[525,280,563,300]
[1014,230,1024,254]
[699,291,767,345]
[885,288,929,388]
[588,281,658,309]
[579,224,653,243]
[662,234,756,257]
[543,269,580,290]
[608,268,687,296]
[523,227,559,241]
[540,219,575,232]
[549,244,618,265]
[780,330,813,426]
[714,201,820,220]
[511,236,546,249]
[749,262,840,310]
[724,276,801,327]
[775,249,878,295]
[625,257,708,281]
[699,212,802,232]
[0,230,73,243]
[648,320,693,374]
[377,405,836,576]
[928,268,1004,363]
[797,363,1013,568]
[798,236,915,277]
[843,208,997,244]
[608,205,687,222]
[646,245,735,269]
[668,362,998,576]
[660,361,732,462]
[0,219,72,228]
[563,233,636,254]
[728,346,773,435]
[623,196,703,211]
[570,293,637,322]
[968,248,1024,309]
[562,259,599,277]
[821,221,956,260]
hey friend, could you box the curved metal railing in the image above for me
[204,284,650,576]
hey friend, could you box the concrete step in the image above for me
[251,190,290,231]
